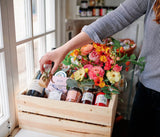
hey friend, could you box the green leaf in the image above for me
[111,90,120,94]
[111,85,119,91]
[130,60,143,66]
[101,86,109,91]
[138,57,145,62]
[117,54,129,62]
[62,52,72,66]
[130,54,136,60]
[104,94,112,99]
[111,37,121,48]
[66,79,78,88]
[80,79,94,86]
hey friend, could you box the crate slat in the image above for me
[18,112,111,137]
[16,92,118,126]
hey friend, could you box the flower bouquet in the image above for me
[60,37,145,99]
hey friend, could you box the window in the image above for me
[14,0,56,91]
[0,0,61,136]
[0,1,16,136]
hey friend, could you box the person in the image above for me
[40,0,160,136]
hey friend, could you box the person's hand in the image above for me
[39,47,68,74]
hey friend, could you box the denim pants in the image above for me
[128,82,160,137]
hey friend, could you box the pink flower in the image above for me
[89,50,99,62]
[84,64,93,70]
[80,44,94,56]
[113,64,122,72]
[88,66,105,80]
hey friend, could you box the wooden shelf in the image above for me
[73,15,101,21]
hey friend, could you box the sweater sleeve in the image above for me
[82,0,149,43]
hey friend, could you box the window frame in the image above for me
[9,0,58,91]
[0,0,65,136]
[0,0,17,136]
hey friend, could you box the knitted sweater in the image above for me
[82,0,160,92]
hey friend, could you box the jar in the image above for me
[92,6,99,16]
[80,0,88,8]
[87,7,93,17]
[66,87,82,102]
[48,89,66,101]
[94,92,109,107]
[81,88,95,104]
[99,6,107,16]
[80,8,87,17]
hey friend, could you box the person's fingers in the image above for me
[51,62,59,74]
[39,58,45,73]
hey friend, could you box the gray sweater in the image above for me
[82,0,160,92]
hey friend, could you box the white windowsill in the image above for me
[10,129,58,137]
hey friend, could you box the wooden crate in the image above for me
[16,91,118,137]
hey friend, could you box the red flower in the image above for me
[125,61,130,66]
[104,61,111,70]
[125,67,129,72]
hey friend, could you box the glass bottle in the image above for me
[39,63,53,88]
[27,70,44,97]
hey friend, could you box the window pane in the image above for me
[0,52,9,123]
[0,7,3,49]
[14,0,31,41]
[17,42,34,91]
[32,0,45,36]
[34,36,45,72]
[45,0,55,31]
[46,32,56,52]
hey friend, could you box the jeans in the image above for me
[128,82,160,137]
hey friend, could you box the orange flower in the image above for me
[80,44,93,56]
[94,77,105,88]
[70,49,79,57]
[120,47,125,53]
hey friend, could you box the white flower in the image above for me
[106,70,121,84]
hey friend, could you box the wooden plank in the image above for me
[18,112,111,137]
[16,91,118,126]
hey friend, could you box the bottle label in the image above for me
[82,92,94,102]
[48,90,62,100]
[28,79,43,94]
[66,90,77,100]
[95,94,107,105]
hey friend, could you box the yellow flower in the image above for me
[106,70,121,84]
[105,47,111,54]
[99,81,105,88]
[100,55,107,63]
[84,68,88,73]
[70,73,74,79]
[74,68,85,81]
